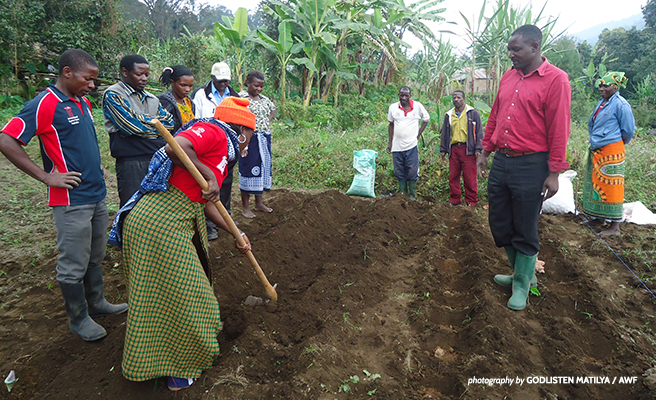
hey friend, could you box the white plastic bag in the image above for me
[542,170,577,214]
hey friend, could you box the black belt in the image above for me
[452,142,466,146]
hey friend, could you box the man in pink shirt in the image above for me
[477,24,571,311]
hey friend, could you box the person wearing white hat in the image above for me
[192,62,239,119]
[191,62,239,237]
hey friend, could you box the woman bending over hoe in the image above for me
[109,97,256,391]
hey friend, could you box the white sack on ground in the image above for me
[623,202,656,225]
[542,170,577,214]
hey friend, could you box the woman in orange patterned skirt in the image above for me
[581,71,635,236]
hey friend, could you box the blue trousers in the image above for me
[392,146,419,181]
[487,152,549,256]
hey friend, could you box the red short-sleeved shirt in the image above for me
[168,122,229,203]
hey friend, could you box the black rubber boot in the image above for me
[60,282,107,341]
[84,266,128,317]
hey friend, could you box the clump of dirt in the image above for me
[2,189,656,399]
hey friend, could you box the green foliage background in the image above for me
[0,0,655,211]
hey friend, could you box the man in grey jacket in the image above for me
[103,54,174,207]
[440,90,483,206]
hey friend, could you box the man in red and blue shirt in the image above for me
[0,49,127,341]
[477,25,571,311]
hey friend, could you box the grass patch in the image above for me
[272,119,451,201]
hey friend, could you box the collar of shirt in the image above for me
[482,57,571,172]
[47,84,82,105]
[119,80,147,102]
[211,83,230,105]
[397,99,414,116]
[447,104,473,119]
[590,92,632,137]
[47,85,90,116]
[514,56,549,79]
[597,91,620,106]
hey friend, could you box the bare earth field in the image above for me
[2,178,656,399]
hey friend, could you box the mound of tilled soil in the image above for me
[2,189,656,399]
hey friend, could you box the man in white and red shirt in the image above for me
[0,49,127,342]
[387,86,430,200]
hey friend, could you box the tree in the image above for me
[270,0,339,107]
[643,0,656,29]
[576,41,593,68]
[546,36,584,79]
[0,0,129,88]
[319,0,385,103]
[254,21,303,106]
[198,4,233,33]
[411,38,461,99]
[215,7,252,90]
[595,27,649,92]
[0,0,45,80]
[376,0,447,86]
[140,0,200,39]
[467,0,564,104]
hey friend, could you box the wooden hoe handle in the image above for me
[151,120,278,303]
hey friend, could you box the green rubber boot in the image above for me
[494,246,537,288]
[407,181,417,200]
[398,180,408,195]
[507,252,538,311]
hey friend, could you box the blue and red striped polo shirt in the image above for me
[1,85,106,206]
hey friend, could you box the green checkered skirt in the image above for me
[121,186,221,381]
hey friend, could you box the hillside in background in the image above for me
[572,13,645,44]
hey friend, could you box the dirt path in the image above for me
[1,189,656,399]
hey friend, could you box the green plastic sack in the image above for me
[346,149,378,198]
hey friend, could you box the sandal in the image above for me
[168,376,196,391]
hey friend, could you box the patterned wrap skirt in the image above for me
[121,186,221,381]
[581,140,626,221]
[239,131,272,195]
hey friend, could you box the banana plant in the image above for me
[320,0,383,103]
[269,0,339,107]
[215,7,251,90]
[459,0,491,99]
[378,0,446,42]
[577,52,617,98]
[374,0,447,86]
[254,21,304,106]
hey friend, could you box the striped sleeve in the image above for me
[103,90,164,139]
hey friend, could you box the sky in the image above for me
[208,0,647,50]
